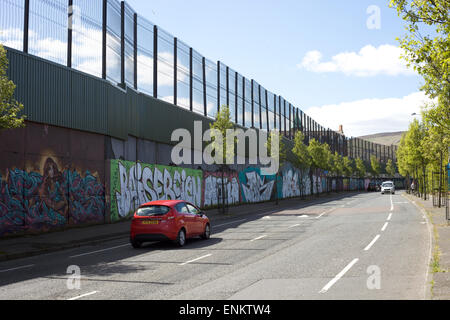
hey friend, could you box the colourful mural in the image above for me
[0,158,105,236]
[110,160,203,222]
[238,167,278,203]
[202,171,241,208]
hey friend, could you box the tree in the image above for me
[343,157,354,177]
[210,105,235,213]
[292,131,311,197]
[390,0,450,135]
[266,130,287,204]
[307,139,329,195]
[370,155,381,178]
[396,119,430,198]
[386,159,397,177]
[355,158,367,178]
[0,44,25,130]
[331,152,345,177]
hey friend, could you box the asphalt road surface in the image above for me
[0,191,432,300]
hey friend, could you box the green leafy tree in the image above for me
[343,157,354,177]
[292,131,311,197]
[370,155,381,178]
[396,119,430,198]
[307,139,329,195]
[210,106,235,213]
[386,159,397,177]
[331,152,345,177]
[210,105,235,164]
[390,0,450,135]
[0,44,25,130]
[355,158,367,178]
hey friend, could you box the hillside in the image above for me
[358,132,405,146]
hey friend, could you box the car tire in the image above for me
[131,239,141,249]
[201,224,211,240]
[175,229,186,247]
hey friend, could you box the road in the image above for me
[0,191,432,300]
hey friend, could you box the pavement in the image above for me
[0,191,432,300]
[0,193,352,263]
[403,192,450,300]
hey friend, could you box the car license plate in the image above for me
[142,220,159,225]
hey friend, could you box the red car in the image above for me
[130,200,211,248]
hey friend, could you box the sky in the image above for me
[126,0,430,137]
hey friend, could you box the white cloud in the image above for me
[305,92,433,137]
[298,44,415,77]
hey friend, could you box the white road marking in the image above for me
[214,219,247,228]
[250,235,267,242]
[68,291,98,300]
[298,215,309,218]
[316,212,327,219]
[319,258,359,293]
[69,244,129,258]
[288,224,301,229]
[381,222,389,232]
[0,264,34,273]
[179,254,212,266]
[262,216,271,220]
[364,235,381,251]
[390,194,394,211]
[387,213,392,221]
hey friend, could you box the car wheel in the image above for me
[131,239,141,249]
[201,224,211,240]
[175,229,186,247]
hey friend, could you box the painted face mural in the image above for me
[202,171,241,207]
[0,157,105,236]
[110,160,203,221]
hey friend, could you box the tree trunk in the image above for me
[439,151,443,208]
[275,172,279,205]
[221,165,225,214]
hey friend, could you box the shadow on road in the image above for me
[0,191,372,288]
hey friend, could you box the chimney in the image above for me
[338,125,344,135]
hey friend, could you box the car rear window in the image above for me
[136,206,170,216]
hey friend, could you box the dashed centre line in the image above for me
[68,291,98,300]
[364,235,381,251]
[319,258,359,294]
[381,222,389,232]
[179,254,213,266]
[250,235,267,242]
[0,264,35,273]
[69,244,129,258]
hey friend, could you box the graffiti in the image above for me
[312,175,324,194]
[282,169,301,198]
[203,171,240,207]
[239,167,276,203]
[110,160,203,221]
[0,158,105,236]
